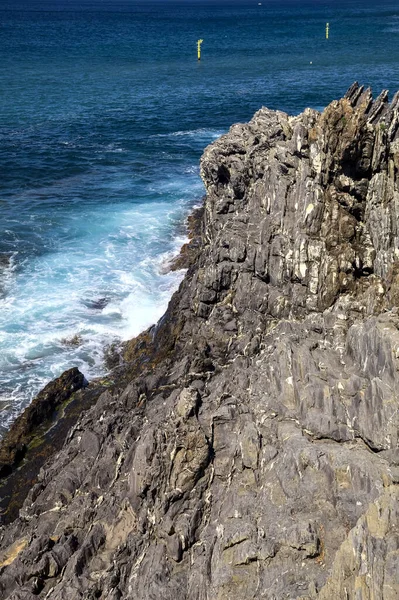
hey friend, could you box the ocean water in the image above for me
[1,0,399,435]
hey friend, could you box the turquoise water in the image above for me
[1,0,399,433]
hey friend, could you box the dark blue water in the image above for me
[1,0,399,433]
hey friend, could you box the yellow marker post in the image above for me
[326,22,329,39]
[197,39,203,61]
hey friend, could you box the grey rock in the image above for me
[0,83,399,599]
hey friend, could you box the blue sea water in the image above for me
[1,0,399,434]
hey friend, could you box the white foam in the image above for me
[151,127,225,140]
[0,181,201,430]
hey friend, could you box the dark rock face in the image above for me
[169,206,204,271]
[0,84,399,599]
[0,368,86,479]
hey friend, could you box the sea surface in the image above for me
[1,0,399,435]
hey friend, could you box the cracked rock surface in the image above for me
[0,83,398,599]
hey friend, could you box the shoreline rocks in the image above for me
[168,205,204,271]
[0,368,86,480]
[0,83,398,599]
[0,376,111,525]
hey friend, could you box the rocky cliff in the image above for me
[0,83,398,599]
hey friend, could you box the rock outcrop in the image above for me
[0,83,398,599]
[0,368,86,479]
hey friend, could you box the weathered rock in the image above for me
[169,206,204,271]
[0,368,86,478]
[0,84,399,599]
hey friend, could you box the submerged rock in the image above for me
[60,334,83,347]
[0,84,398,599]
[0,254,12,269]
[82,297,109,310]
[0,253,14,298]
